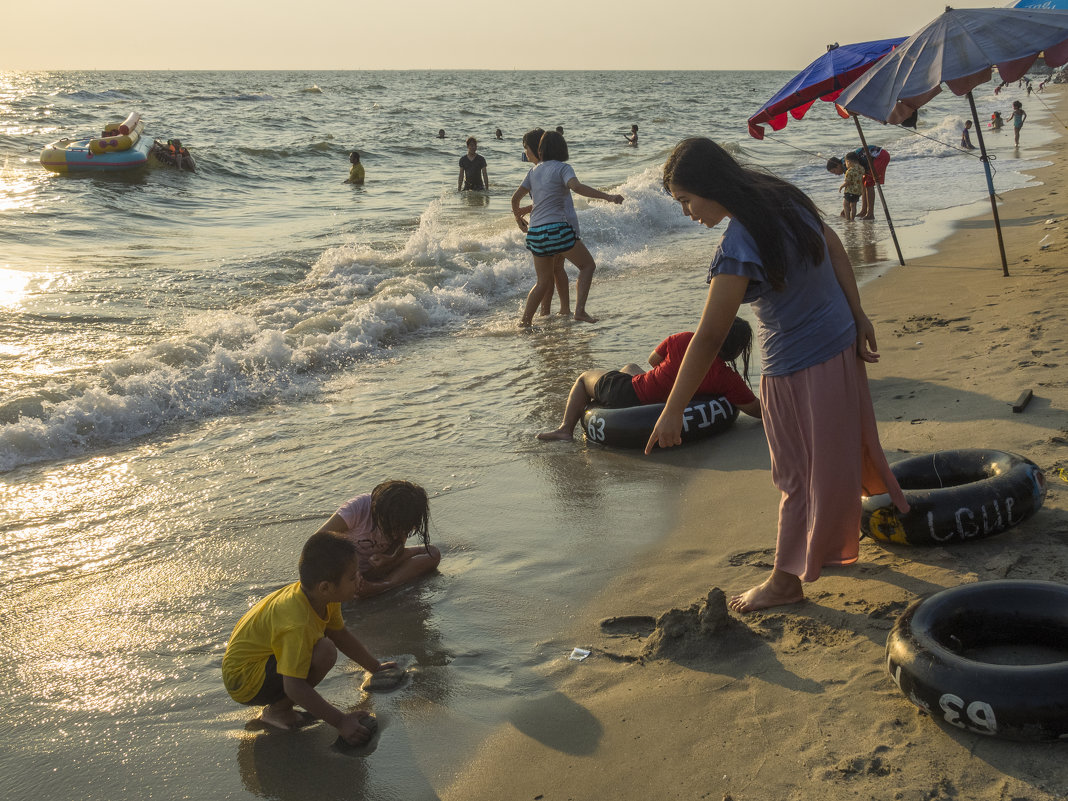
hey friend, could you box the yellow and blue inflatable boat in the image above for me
[40,112,151,173]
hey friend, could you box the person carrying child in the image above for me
[826,145,889,219]
[221,532,397,744]
[537,319,762,441]
[649,137,908,613]
[511,129,623,326]
[838,151,864,221]
[316,479,441,599]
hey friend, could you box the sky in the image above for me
[3,1,1005,71]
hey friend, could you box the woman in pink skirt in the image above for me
[647,137,908,613]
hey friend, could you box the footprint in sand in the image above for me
[599,615,657,637]
[728,547,775,568]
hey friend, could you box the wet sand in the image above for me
[440,92,1068,801]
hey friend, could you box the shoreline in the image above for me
[440,93,1068,800]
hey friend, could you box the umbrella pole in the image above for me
[967,91,1009,277]
[851,115,905,266]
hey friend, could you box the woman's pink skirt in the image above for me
[760,345,909,582]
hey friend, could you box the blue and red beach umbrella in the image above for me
[747,38,907,140]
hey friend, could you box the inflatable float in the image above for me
[886,580,1068,741]
[582,395,739,449]
[40,112,151,173]
[861,449,1045,545]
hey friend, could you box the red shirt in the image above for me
[630,332,757,406]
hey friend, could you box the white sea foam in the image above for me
[0,168,678,471]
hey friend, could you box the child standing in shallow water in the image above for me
[511,130,623,326]
[518,128,572,318]
[316,480,441,599]
[1008,101,1027,146]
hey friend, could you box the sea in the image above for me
[0,70,1059,800]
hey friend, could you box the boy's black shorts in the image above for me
[243,655,287,706]
[592,371,641,408]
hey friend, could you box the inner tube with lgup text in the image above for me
[861,449,1045,545]
[886,580,1068,741]
[581,395,738,449]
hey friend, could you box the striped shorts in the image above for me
[525,221,576,256]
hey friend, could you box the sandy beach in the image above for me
[440,98,1068,800]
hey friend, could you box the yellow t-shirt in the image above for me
[348,163,365,183]
[222,581,344,703]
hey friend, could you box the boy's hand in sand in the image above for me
[337,710,377,745]
[645,410,683,454]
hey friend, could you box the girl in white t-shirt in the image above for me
[511,130,623,326]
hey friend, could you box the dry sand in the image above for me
[440,96,1068,800]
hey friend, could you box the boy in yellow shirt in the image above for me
[222,532,395,745]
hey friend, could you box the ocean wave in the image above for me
[0,168,680,471]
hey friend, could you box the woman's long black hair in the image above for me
[662,137,825,291]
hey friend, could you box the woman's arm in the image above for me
[822,223,878,362]
[737,399,762,419]
[566,177,623,204]
[645,273,749,453]
[647,350,664,367]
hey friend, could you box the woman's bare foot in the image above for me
[728,570,804,613]
[537,427,574,441]
[558,309,572,317]
[574,311,598,323]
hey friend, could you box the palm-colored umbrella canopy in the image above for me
[838,6,1068,275]
[838,7,1068,125]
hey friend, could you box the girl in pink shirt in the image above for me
[316,480,441,598]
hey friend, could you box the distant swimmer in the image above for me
[458,137,488,191]
[495,128,503,140]
[960,120,976,151]
[346,151,365,184]
[150,138,196,171]
[625,124,638,146]
[555,126,564,135]
[437,128,446,139]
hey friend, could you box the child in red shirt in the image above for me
[537,318,761,441]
